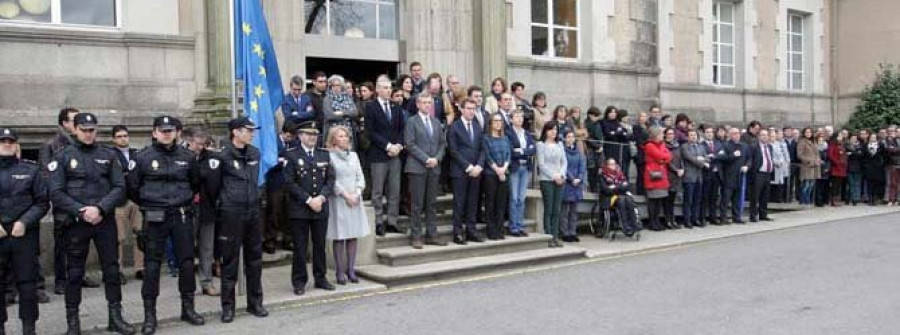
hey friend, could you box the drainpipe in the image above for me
[830,0,839,125]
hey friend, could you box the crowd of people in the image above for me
[0,61,899,334]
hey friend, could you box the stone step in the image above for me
[375,220,539,249]
[376,233,555,267]
[356,246,586,286]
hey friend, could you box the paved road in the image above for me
[159,212,900,335]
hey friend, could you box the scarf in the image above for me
[869,141,879,155]
[327,89,355,114]
[601,165,626,186]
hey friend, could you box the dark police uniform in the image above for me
[282,121,335,295]
[125,116,204,333]
[39,123,74,294]
[48,113,134,335]
[0,128,49,334]
[203,117,267,323]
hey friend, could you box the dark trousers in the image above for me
[683,182,702,225]
[408,172,440,237]
[702,177,721,220]
[830,176,846,203]
[0,233,38,324]
[750,172,772,220]
[646,197,665,230]
[290,218,327,288]
[482,174,508,238]
[451,176,481,236]
[142,208,196,301]
[663,190,678,224]
[64,218,122,309]
[53,215,68,289]
[722,183,743,221]
[264,188,289,245]
[615,195,641,234]
[218,210,263,311]
[815,178,830,206]
[867,179,885,204]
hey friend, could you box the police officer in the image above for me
[126,116,205,334]
[48,113,135,335]
[283,121,335,296]
[0,128,49,335]
[204,116,268,323]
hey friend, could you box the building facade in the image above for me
[0,0,897,156]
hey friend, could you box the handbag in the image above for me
[649,170,664,181]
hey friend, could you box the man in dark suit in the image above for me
[719,127,750,223]
[110,125,142,283]
[784,126,800,202]
[447,98,486,245]
[283,121,336,296]
[497,93,516,134]
[700,125,724,225]
[366,80,406,236]
[749,129,775,222]
[468,86,490,132]
[281,75,314,125]
[263,121,299,253]
[404,94,448,249]
[304,71,328,134]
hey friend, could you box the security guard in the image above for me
[283,121,335,296]
[126,116,205,334]
[48,113,135,335]
[0,128,49,335]
[204,116,268,323]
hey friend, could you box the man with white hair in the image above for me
[365,79,406,236]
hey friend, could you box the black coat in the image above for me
[0,157,48,232]
[126,143,200,209]
[600,119,629,164]
[862,143,886,182]
[719,140,749,188]
[203,143,261,212]
[49,141,125,219]
[283,147,335,220]
[364,99,406,163]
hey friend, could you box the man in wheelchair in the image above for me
[598,158,641,238]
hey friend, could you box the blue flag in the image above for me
[234,0,283,186]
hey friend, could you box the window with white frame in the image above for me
[531,0,579,58]
[0,0,118,27]
[304,0,397,40]
[712,1,735,87]
[787,13,804,91]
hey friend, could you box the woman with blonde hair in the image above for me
[325,125,369,285]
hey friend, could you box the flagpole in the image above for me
[229,0,238,119]
[229,0,246,297]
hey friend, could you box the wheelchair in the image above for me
[589,193,641,242]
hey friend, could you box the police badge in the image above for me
[233,160,240,170]
[128,160,136,171]
[69,159,78,169]
[151,160,159,171]
[209,159,220,170]
[47,161,58,172]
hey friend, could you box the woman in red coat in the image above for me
[643,126,671,231]
[827,132,848,206]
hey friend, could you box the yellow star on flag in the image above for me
[250,99,259,112]
[258,65,266,77]
[242,22,252,36]
[252,43,265,59]
[254,84,265,99]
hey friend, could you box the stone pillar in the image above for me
[402,0,476,84]
[474,0,508,87]
[193,0,237,123]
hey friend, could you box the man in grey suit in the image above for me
[404,94,449,249]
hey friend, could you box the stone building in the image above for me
[0,0,898,156]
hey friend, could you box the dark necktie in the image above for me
[383,101,391,122]
[466,122,473,142]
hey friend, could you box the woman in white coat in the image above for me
[325,126,369,285]
[770,129,792,203]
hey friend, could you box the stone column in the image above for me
[475,0,508,87]
[193,0,237,122]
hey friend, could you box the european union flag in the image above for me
[234,0,283,186]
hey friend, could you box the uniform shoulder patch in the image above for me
[208,159,220,170]
[47,161,58,172]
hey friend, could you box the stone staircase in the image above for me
[356,195,586,286]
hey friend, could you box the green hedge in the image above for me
[848,64,900,130]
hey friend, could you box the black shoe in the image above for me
[181,300,205,325]
[54,285,65,295]
[247,304,269,318]
[220,309,235,323]
[83,276,101,288]
[315,281,335,291]
[36,289,50,304]
[453,235,467,245]
[424,236,447,246]
[385,225,402,234]
[22,322,35,335]
[760,217,773,221]
[293,287,305,296]
[66,308,80,335]
[107,302,136,335]
[375,224,386,237]
[142,301,157,335]
[519,231,529,237]
[263,242,277,255]
[733,219,745,224]
[684,223,693,229]
[466,233,485,243]
[135,270,144,280]
[5,293,15,306]
[749,217,758,223]
[572,236,581,242]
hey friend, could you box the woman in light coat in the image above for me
[326,126,369,285]
[770,129,791,203]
